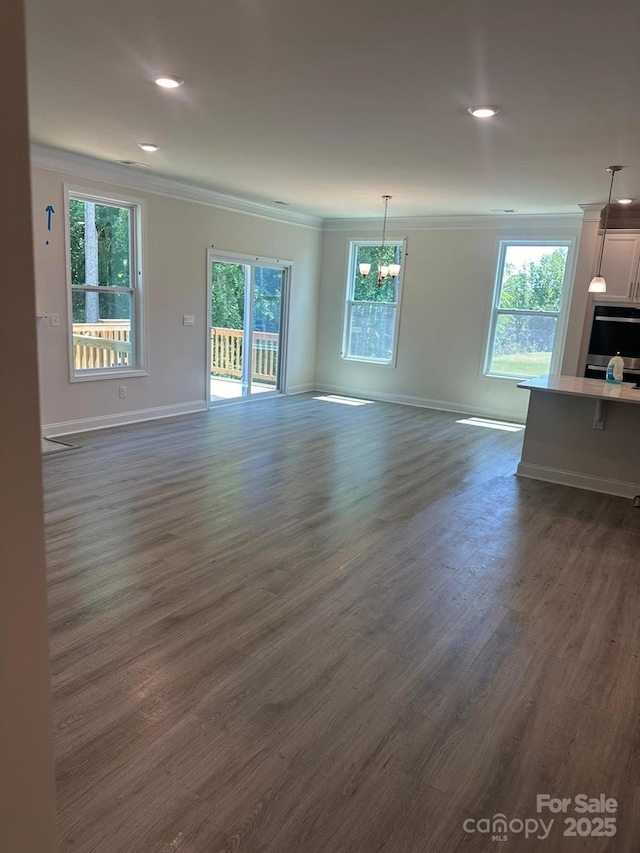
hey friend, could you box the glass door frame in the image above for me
[206,248,291,407]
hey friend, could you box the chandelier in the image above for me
[359,195,401,286]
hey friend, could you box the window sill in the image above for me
[70,368,148,383]
[483,372,539,382]
[341,355,395,367]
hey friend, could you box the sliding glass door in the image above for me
[208,253,287,404]
[250,266,283,395]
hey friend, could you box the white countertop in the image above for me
[518,375,640,405]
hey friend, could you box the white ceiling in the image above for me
[24,0,640,219]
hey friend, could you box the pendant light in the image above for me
[359,195,401,286]
[589,165,623,293]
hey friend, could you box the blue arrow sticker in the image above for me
[45,204,55,231]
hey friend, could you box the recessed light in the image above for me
[468,105,500,118]
[138,143,159,152]
[617,198,634,204]
[154,75,184,89]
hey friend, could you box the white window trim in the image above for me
[64,185,147,382]
[483,238,577,381]
[341,238,407,367]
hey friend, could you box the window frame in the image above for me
[205,247,292,406]
[483,238,576,381]
[341,239,406,367]
[64,185,147,382]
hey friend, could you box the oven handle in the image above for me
[595,316,640,323]
[587,364,640,374]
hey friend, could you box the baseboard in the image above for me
[42,400,207,437]
[516,462,639,499]
[311,382,526,424]
[286,383,315,396]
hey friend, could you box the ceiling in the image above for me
[24,0,640,219]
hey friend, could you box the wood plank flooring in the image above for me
[43,395,640,852]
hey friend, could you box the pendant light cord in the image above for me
[595,167,620,276]
[378,195,390,285]
[381,196,389,252]
[380,197,389,260]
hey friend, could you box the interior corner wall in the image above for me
[315,223,581,423]
[32,166,322,432]
[1,1,58,850]
[561,216,598,376]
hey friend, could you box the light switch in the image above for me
[183,315,195,326]
[51,313,60,327]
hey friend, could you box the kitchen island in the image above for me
[517,375,640,498]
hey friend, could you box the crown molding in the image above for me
[29,146,587,232]
[579,203,605,222]
[323,212,583,232]
[30,144,323,230]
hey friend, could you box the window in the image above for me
[66,190,144,379]
[485,241,572,379]
[342,241,404,364]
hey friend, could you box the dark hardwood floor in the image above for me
[43,394,640,852]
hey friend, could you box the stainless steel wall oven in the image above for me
[585,305,640,382]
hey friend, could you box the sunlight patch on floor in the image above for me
[456,416,524,432]
[313,395,375,406]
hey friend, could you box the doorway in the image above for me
[207,251,289,405]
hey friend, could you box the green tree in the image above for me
[353,244,402,303]
[499,249,566,311]
[495,248,568,358]
[253,267,282,333]
[210,264,282,332]
[69,199,131,322]
[211,263,245,329]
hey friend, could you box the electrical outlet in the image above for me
[118,386,127,399]
[50,313,60,327]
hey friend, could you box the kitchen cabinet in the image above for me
[592,232,640,302]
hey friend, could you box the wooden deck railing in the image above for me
[211,327,278,384]
[73,322,131,369]
[71,322,278,381]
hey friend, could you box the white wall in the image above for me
[0,1,58,850]
[32,163,322,433]
[32,153,589,432]
[561,206,600,377]
[315,218,581,422]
